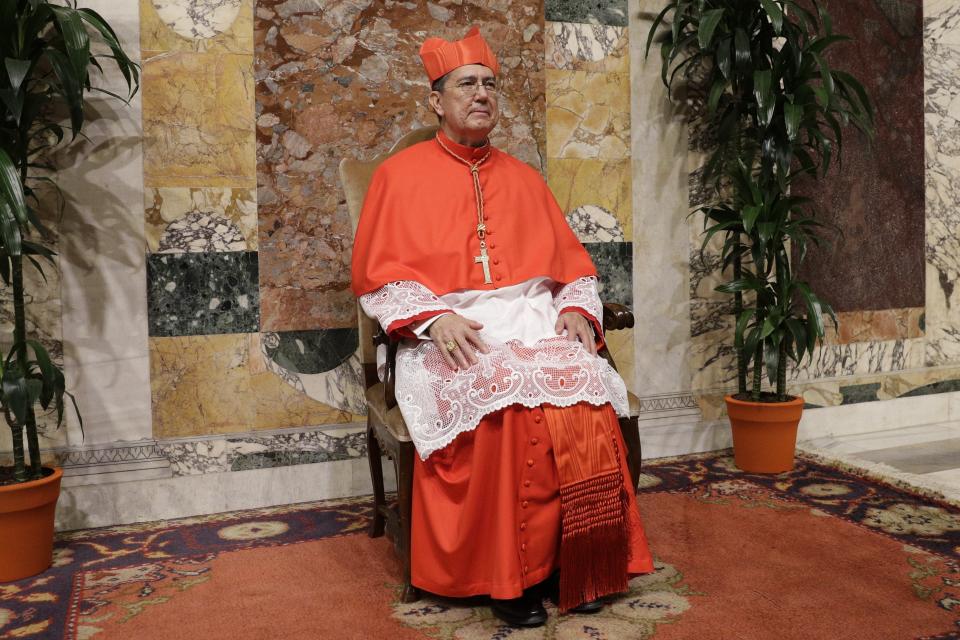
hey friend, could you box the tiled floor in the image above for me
[799,422,960,495]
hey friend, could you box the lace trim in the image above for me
[554,276,603,327]
[359,281,451,331]
[395,335,629,459]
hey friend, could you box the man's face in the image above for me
[429,63,500,145]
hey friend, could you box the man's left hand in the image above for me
[555,312,597,356]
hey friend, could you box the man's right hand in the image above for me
[428,314,489,370]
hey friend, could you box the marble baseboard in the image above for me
[635,392,700,416]
[52,441,172,488]
[797,391,956,442]
[55,455,391,531]
[161,422,365,475]
[51,389,960,529]
[39,423,368,489]
[637,416,731,460]
[800,422,960,456]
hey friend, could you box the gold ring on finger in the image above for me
[445,340,458,352]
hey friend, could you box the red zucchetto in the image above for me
[418,26,500,83]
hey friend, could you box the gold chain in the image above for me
[435,134,492,245]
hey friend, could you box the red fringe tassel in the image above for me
[556,468,631,612]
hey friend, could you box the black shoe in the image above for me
[568,598,604,614]
[490,591,548,627]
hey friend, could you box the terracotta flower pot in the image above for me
[725,395,804,473]
[0,467,62,582]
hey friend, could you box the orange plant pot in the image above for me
[0,467,63,582]
[725,395,804,473]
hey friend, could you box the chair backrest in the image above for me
[339,125,440,381]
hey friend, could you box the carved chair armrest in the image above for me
[373,327,399,410]
[602,302,635,332]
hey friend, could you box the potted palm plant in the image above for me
[0,0,138,581]
[647,0,874,472]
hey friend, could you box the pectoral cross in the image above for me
[475,245,493,284]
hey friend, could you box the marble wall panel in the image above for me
[566,204,625,242]
[147,252,259,336]
[248,334,361,430]
[924,3,960,366]
[56,0,153,447]
[546,0,628,26]
[792,0,925,313]
[823,308,925,344]
[546,69,630,160]
[150,334,354,438]
[584,242,632,307]
[687,0,947,396]
[141,0,254,53]
[546,21,628,72]
[145,187,257,253]
[925,1,960,46]
[255,0,546,332]
[548,158,632,237]
[142,50,256,187]
[630,0,694,400]
[258,330,366,414]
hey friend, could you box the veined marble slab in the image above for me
[161,423,366,476]
[800,422,960,456]
[546,21,628,72]
[56,455,387,531]
[151,0,243,40]
[925,0,960,46]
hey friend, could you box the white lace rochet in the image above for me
[359,277,629,460]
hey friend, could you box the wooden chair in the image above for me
[339,126,643,604]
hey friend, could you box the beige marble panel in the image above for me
[547,158,632,237]
[141,0,253,54]
[142,51,256,187]
[546,69,630,160]
[150,334,355,439]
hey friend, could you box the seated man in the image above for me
[351,26,654,628]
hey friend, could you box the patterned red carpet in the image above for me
[1,450,958,639]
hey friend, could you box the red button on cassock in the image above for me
[521,500,529,509]
[526,459,534,467]
[523,480,531,487]
[530,437,539,445]
[534,416,542,424]
[520,522,527,530]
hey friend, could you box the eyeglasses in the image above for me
[452,78,500,97]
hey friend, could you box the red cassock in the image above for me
[351,130,654,606]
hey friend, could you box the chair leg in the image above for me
[396,440,420,603]
[618,415,642,490]
[366,421,386,538]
